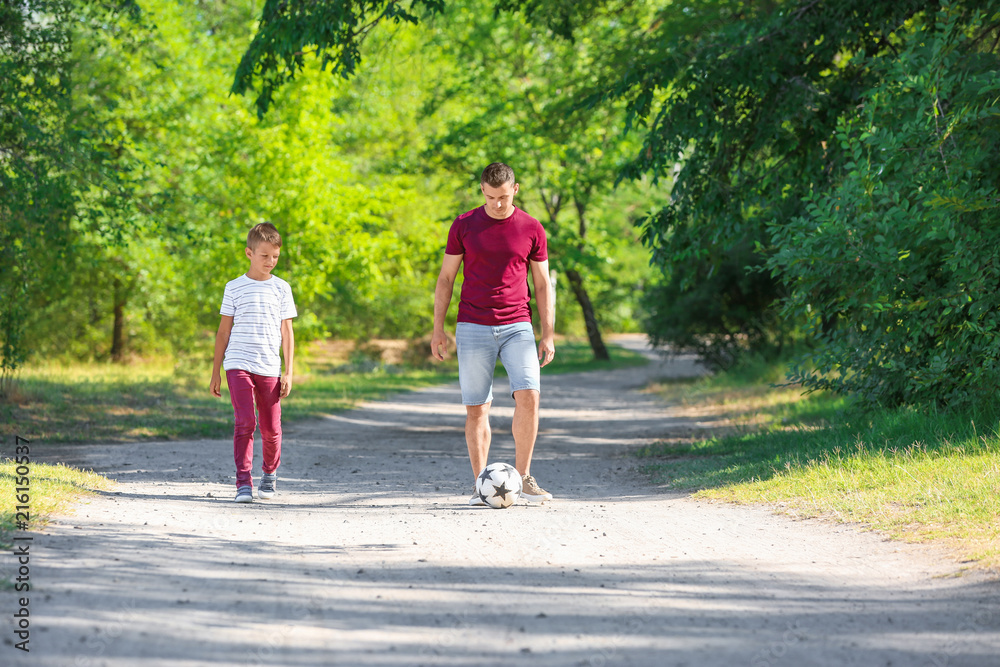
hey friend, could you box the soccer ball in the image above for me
[476,462,522,509]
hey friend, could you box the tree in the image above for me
[768,3,1000,406]
[583,1,929,366]
[8,0,462,367]
[233,0,659,359]
[231,0,620,117]
[594,0,1000,404]
[0,0,139,381]
[226,0,1000,409]
[419,1,662,359]
[232,0,447,118]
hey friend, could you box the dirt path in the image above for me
[7,335,1000,666]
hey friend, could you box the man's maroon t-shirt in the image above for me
[445,206,548,326]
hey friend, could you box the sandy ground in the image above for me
[3,335,999,667]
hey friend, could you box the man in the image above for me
[431,162,556,505]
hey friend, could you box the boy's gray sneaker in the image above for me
[235,485,253,503]
[258,473,277,499]
[521,474,552,502]
[469,484,486,506]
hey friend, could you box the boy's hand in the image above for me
[280,375,293,398]
[209,373,222,397]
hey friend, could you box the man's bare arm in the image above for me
[431,253,463,361]
[530,259,555,367]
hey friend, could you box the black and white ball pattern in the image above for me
[476,462,522,509]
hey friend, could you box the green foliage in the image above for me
[23,0,266,361]
[231,0,616,118]
[22,0,1000,416]
[3,0,662,369]
[596,0,941,367]
[587,0,1000,406]
[642,240,792,370]
[492,0,617,39]
[1,0,73,385]
[417,0,661,354]
[0,0,140,379]
[8,0,467,365]
[233,0,447,118]
[231,0,661,355]
[769,4,1000,407]
[210,65,451,341]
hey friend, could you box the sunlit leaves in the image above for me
[232,0,447,118]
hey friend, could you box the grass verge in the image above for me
[0,460,113,561]
[638,360,1000,569]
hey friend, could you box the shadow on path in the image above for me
[7,339,999,667]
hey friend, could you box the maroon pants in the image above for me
[226,370,282,489]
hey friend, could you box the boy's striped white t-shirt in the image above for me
[220,274,297,377]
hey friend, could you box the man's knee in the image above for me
[513,389,539,409]
[466,402,491,419]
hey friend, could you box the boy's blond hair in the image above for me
[247,222,282,250]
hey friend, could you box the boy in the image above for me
[210,222,297,503]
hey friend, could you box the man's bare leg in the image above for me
[512,389,539,476]
[466,402,491,481]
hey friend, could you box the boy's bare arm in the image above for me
[210,316,235,397]
[280,318,294,398]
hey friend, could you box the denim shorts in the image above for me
[455,321,541,405]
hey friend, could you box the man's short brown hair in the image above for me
[247,222,282,250]
[480,162,516,188]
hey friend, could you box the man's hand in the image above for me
[430,330,450,361]
[280,375,293,398]
[538,335,555,367]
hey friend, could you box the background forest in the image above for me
[4,0,1000,410]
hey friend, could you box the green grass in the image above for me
[0,339,646,444]
[0,460,112,560]
[1,359,236,443]
[638,364,1000,569]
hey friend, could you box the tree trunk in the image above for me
[111,278,126,362]
[564,268,610,361]
[566,194,610,361]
